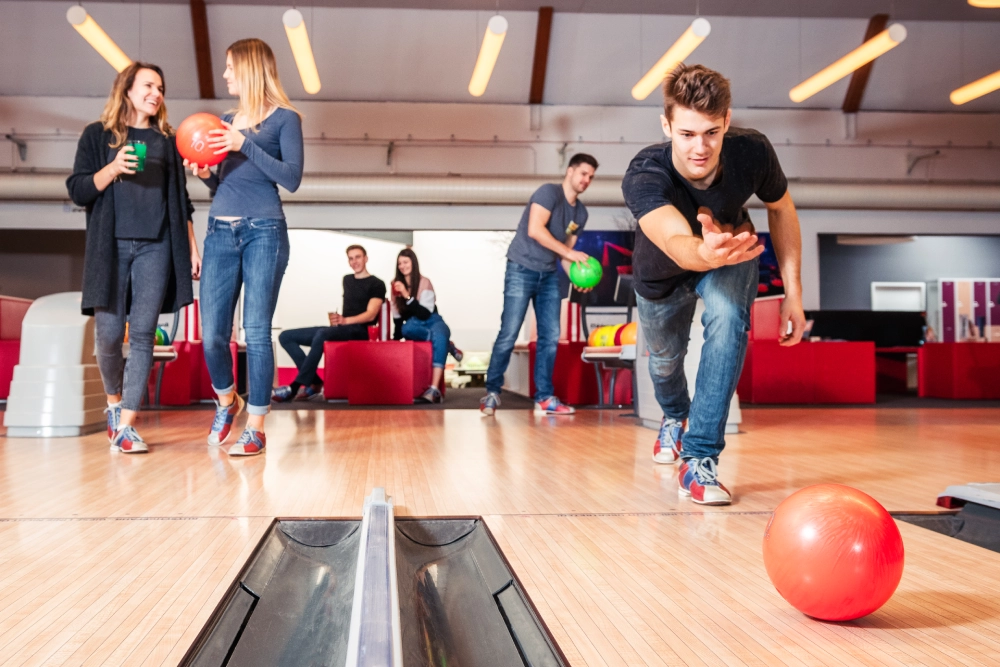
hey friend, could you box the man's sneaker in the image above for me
[105,404,122,443]
[653,418,684,464]
[293,383,323,401]
[208,394,245,446]
[480,392,500,416]
[111,425,149,454]
[418,386,442,404]
[229,428,266,456]
[534,396,576,415]
[678,457,732,506]
[271,385,295,403]
[447,341,464,362]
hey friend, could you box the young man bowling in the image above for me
[623,64,806,505]
[481,153,598,416]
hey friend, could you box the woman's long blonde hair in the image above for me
[99,62,172,149]
[228,39,301,130]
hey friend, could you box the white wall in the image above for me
[273,230,403,367]
[1,96,997,179]
[410,230,514,352]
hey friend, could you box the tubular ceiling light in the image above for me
[66,5,131,72]
[968,0,1000,7]
[468,15,508,97]
[951,69,1000,105]
[790,24,906,103]
[631,18,711,101]
[283,9,321,94]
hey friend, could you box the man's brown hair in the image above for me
[662,64,731,123]
[346,244,367,256]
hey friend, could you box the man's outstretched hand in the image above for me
[696,207,764,269]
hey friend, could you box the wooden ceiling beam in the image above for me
[529,6,553,105]
[190,0,215,99]
[841,13,889,113]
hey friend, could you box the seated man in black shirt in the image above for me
[622,64,806,506]
[273,244,387,401]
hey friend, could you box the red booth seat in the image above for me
[0,295,32,400]
[739,297,875,404]
[738,341,876,404]
[918,343,1000,399]
[527,341,602,405]
[323,340,442,405]
[147,341,239,405]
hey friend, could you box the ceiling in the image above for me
[21,0,1000,21]
[1,1,999,111]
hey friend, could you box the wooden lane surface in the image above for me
[486,514,1000,667]
[0,517,270,666]
[0,405,998,664]
[2,512,998,666]
[0,406,998,519]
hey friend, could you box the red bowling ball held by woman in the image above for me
[176,113,227,168]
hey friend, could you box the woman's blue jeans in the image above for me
[401,312,451,368]
[200,217,289,415]
[636,259,758,462]
[485,260,561,401]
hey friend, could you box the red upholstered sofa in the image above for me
[918,343,1000,399]
[321,302,444,405]
[0,296,32,400]
[738,297,876,404]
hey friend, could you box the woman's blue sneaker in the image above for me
[208,394,245,446]
[229,428,266,456]
[105,404,121,443]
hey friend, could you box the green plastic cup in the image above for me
[127,140,146,172]
[569,256,602,289]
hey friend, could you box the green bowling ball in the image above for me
[569,257,602,289]
[155,327,169,346]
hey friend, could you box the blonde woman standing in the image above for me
[67,62,198,454]
[186,39,303,456]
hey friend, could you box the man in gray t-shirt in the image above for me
[481,154,599,416]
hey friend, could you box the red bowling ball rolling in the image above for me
[763,484,905,622]
[176,113,227,168]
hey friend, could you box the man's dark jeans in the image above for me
[279,324,369,386]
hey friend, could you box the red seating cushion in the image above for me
[738,341,875,404]
[0,296,32,341]
[0,340,19,399]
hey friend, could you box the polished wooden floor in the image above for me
[1,405,999,665]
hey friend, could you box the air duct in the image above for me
[1,173,999,211]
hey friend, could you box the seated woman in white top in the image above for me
[391,248,463,403]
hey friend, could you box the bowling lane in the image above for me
[485,513,1000,667]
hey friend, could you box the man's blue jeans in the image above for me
[401,312,451,368]
[636,259,758,461]
[201,217,289,416]
[485,260,561,401]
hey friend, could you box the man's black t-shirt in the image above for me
[622,127,788,300]
[342,274,386,323]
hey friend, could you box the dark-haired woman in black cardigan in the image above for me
[67,62,198,454]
